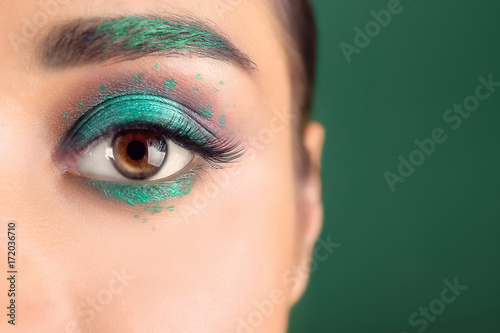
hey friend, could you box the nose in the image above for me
[0,97,80,332]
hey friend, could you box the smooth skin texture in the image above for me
[0,0,324,332]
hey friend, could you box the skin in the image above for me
[0,0,324,332]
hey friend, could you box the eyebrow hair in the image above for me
[39,15,256,71]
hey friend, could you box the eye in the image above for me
[76,129,194,182]
[58,93,243,206]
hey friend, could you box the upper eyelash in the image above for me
[59,93,244,167]
[88,122,244,167]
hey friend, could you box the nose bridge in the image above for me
[0,96,36,219]
[0,97,80,331]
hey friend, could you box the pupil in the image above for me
[127,141,147,160]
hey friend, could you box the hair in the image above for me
[271,0,317,168]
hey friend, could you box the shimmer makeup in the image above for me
[59,92,242,206]
[50,16,246,209]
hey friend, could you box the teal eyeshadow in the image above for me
[197,107,213,119]
[164,78,177,91]
[89,172,195,206]
[62,94,216,206]
[151,206,163,214]
[64,94,216,150]
[91,16,251,67]
[219,114,226,127]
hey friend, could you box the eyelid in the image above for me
[61,94,216,153]
[58,93,244,174]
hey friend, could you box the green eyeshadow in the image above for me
[61,89,242,208]
[197,107,213,119]
[219,114,226,127]
[63,94,216,150]
[90,172,195,206]
[164,78,177,91]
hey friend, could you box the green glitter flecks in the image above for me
[220,81,224,86]
[99,85,107,90]
[134,215,139,219]
[195,74,202,79]
[193,87,200,92]
[88,16,253,70]
[62,112,69,119]
[156,63,161,69]
[213,88,219,94]
[90,172,195,206]
[168,206,174,211]
[219,114,226,128]
[197,107,213,119]
[164,78,177,91]
[142,219,148,223]
[151,206,163,214]
[230,130,235,136]
[207,105,212,109]
[134,74,144,82]
[225,104,231,108]
[77,102,83,107]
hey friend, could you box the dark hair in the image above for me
[273,0,317,127]
[271,0,317,170]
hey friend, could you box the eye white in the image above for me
[76,136,194,182]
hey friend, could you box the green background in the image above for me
[289,0,500,332]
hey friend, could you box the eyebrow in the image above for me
[39,15,256,71]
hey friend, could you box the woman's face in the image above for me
[0,0,323,332]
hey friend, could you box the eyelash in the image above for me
[52,70,244,209]
[59,93,244,170]
[89,122,243,168]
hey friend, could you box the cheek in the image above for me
[97,126,298,331]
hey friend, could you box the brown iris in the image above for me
[112,130,167,180]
